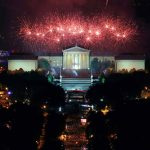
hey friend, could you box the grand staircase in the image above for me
[60,78,92,91]
[54,69,99,91]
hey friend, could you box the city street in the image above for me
[64,109,88,150]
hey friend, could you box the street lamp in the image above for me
[90,69,93,83]
[60,66,62,83]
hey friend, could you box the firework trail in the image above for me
[105,0,109,7]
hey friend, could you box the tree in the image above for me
[38,58,51,70]
[91,58,100,73]
[0,71,66,107]
[86,72,147,108]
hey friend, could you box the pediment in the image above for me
[63,46,90,53]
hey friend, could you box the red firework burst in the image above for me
[19,14,136,52]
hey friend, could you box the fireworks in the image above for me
[19,14,136,52]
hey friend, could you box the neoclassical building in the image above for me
[63,46,90,69]
[38,46,115,69]
[7,46,145,73]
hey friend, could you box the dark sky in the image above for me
[0,0,136,19]
[0,0,150,53]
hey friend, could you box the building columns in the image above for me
[63,52,89,69]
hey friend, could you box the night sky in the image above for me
[0,0,150,54]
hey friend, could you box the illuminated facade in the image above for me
[63,46,90,69]
[8,56,38,71]
[8,59,38,71]
[7,46,145,73]
[115,55,145,72]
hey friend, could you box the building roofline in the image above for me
[8,55,38,60]
[115,54,145,60]
[63,45,90,52]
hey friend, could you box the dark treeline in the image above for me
[86,71,149,107]
[86,101,150,150]
[0,103,66,150]
[0,71,65,106]
[91,57,115,74]
[0,71,66,150]
[41,111,66,150]
[86,110,110,150]
[86,71,150,150]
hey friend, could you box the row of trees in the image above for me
[0,103,66,150]
[91,57,115,73]
[0,71,66,149]
[0,71,65,107]
[87,71,149,108]
[85,71,150,149]
[86,101,150,150]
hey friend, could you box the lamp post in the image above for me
[90,68,93,83]
[60,66,62,83]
